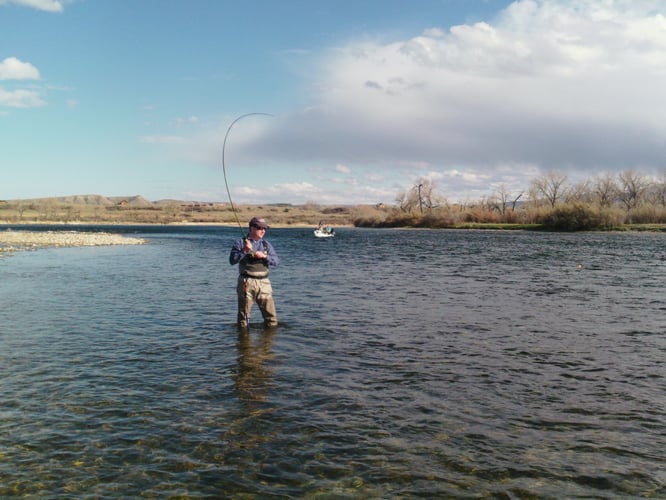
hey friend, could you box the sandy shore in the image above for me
[0,230,146,254]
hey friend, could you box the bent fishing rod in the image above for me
[222,112,273,240]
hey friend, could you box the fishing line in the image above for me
[222,112,273,239]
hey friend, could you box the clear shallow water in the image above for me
[1,226,664,498]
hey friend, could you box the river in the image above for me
[1,226,664,498]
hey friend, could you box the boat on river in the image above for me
[314,224,335,238]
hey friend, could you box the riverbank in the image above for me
[0,198,358,227]
[0,230,146,254]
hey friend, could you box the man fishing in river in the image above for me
[229,217,279,328]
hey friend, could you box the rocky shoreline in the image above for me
[0,230,146,254]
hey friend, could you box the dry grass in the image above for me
[0,199,360,227]
[3,198,664,231]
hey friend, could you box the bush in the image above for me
[539,204,619,231]
[381,213,422,227]
[352,205,389,227]
[461,207,502,224]
[626,205,666,224]
[418,213,455,228]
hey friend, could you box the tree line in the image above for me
[362,169,666,230]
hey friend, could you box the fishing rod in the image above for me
[222,112,273,239]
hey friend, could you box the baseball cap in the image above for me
[249,217,269,229]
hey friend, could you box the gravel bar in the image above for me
[0,230,146,254]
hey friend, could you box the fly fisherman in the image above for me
[229,217,279,328]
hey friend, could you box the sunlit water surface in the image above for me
[1,226,664,498]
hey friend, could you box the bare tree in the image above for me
[658,170,666,207]
[483,194,501,214]
[511,191,524,212]
[530,171,568,208]
[618,169,648,211]
[395,190,413,213]
[397,178,439,214]
[16,202,27,221]
[645,169,666,207]
[417,183,426,213]
[592,173,619,207]
[493,183,523,215]
[416,180,435,213]
[566,180,592,204]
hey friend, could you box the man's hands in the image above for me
[244,239,267,259]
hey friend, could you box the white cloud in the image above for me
[423,27,445,38]
[234,182,320,204]
[0,86,45,107]
[335,163,351,173]
[274,182,319,195]
[230,177,398,205]
[0,0,64,13]
[0,57,41,80]
[241,0,666,201]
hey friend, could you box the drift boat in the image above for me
[314,225,335,238]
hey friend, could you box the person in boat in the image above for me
[316,221,334,235]
[229,217,279,328]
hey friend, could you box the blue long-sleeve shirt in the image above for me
[229,237,279,267]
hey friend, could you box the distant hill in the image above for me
[107,195,153,207]
[2,194,358,226]
[8,194,113,205]
[153,199,191,207]
[10,194,156,207]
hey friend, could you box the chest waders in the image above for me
[238,240,277,327]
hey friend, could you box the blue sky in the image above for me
[2,0,666,205]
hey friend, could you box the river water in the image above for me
[1,226,664,498]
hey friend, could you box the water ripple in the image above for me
[1,227,664,497]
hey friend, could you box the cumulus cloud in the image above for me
[246,0,666,200]
[0,58,44,108]
[0,87,45,107]
[0,0,65,12]
[0,57,41,80]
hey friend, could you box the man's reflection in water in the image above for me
[225,327,277,451]
[232,327,276,406]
